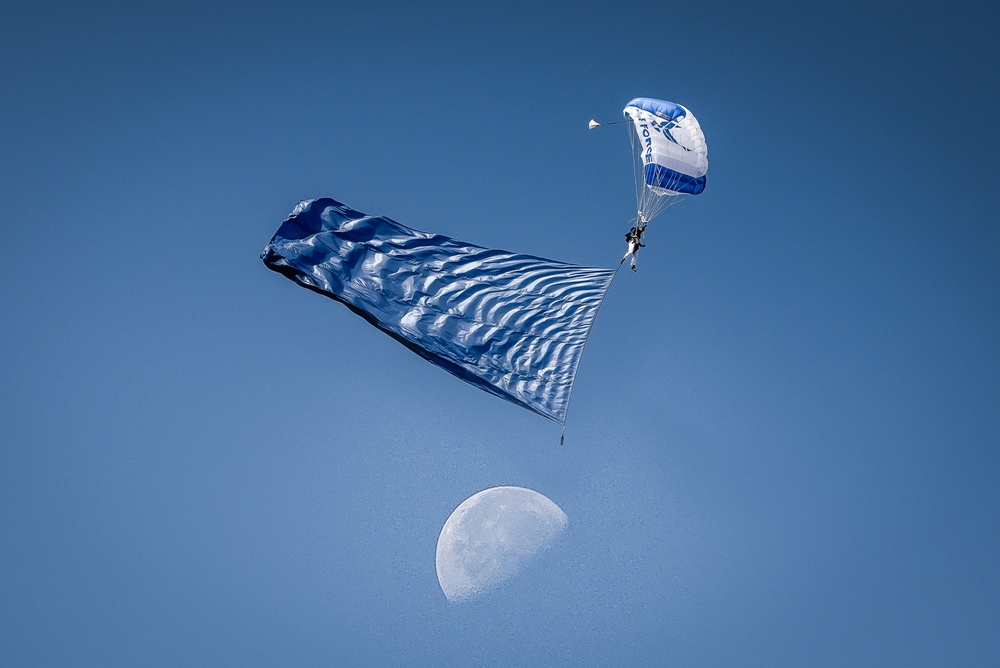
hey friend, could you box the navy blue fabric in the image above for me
[626,97,686,121]
[644,163,707,195]
[261,198,616,424]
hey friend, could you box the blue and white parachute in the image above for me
[261,198,615,427]
[623,97,708,224]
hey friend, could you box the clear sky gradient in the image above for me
[2,0,998,665]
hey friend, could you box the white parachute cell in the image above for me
[623,97,708,223]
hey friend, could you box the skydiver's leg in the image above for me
[622,241,638,266]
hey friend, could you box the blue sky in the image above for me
[2,0,999,665]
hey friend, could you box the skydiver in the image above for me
[620,220,646,272]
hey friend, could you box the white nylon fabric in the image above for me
[623,102,708,196]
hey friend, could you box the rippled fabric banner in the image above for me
[261,198,616,424]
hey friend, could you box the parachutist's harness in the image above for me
[625,218,647,248]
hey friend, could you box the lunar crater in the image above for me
[435,486,567,603]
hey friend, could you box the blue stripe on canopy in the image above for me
[644,163,707,195]
[626,97,686,121]
[261,198,615,424]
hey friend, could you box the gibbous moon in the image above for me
[436,486,567,603]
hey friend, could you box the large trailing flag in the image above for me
[261,198,615,424]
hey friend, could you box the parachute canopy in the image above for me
[623,97,708,222]
[261,198,615,425]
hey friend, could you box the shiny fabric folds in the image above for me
[261,198,615,424]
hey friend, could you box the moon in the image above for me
[435,486,568,603]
